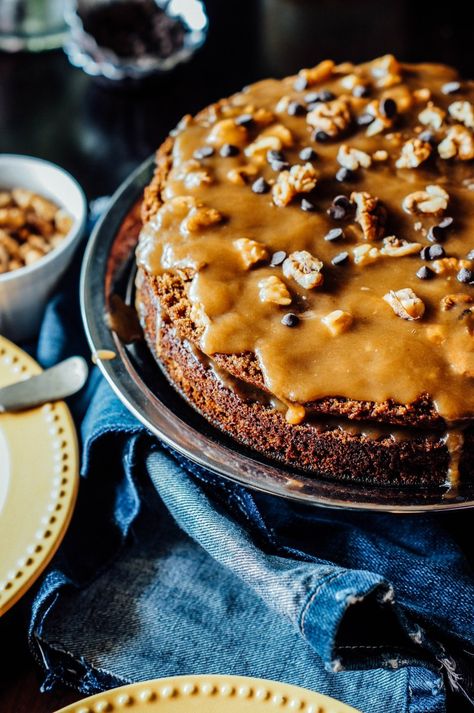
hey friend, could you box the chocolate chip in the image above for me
[270,159,290,172]
[294,76,308,91]
[235,113,254,127]
[314,130,330,143]
[442,81,461,95]
[220,143,239,157]
[352,84,370,98]
[418,130,436,145]
[420,244,445,260]
[357,112,374,126]
[305,89,335,104]
[380,97,397,118]
[438,216,454,230]
[299,147,317,161]
[336,167,354,183]
[467,249,474,260]
[331,251,349,266]
[328,206,346,219]
[324,228,344,241]
[333,195,353,209]
[193,146,214,160]
[267,149,285,163]
[416,265,434,280]
[427,225,446,243]
[251,177,270,194]
[300,198,316,212]
[281,312,300,327]
[457,267,474,284]
[288,101,306,116]
[270,250,286,266]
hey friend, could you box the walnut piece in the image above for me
[233,238,269,269]
[282,250,324,289]
[207,119,248,147]
[321,309,353,336]
[352,244,380,266]
[395,138,432,169]
[337,145,372,170]
[364,100,394,137]
[258,275,292,305]
[370,54,402,88]
[383,288,425,320]
[402,184,449,215]
[227,165,258,185]
[351,191,386,241]
[441,293,474,311]
[306,98,352,138]
[438,125,474,160]
[448,101,474,130]
[182,205,223,233]
[418,103,446,130]
[245,124,293,161]
[380,236,422,257]
[431,257,472,275]
[296,59,335,87]
[272,163,318,207]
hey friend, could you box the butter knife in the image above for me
[0,356,88,413]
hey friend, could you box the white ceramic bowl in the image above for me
[0,155,87,342]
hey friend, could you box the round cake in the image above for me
[135,55,474,488]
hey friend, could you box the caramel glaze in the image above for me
[137,57,474,482]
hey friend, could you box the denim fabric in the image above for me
[27,225,474,713]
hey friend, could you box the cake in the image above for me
[135,55,474,488]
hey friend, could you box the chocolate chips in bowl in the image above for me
[64,0,208,84]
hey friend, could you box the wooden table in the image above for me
[1,1,473,709]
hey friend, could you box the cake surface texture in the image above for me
[135,55,474,487]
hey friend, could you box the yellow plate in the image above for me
[55,675,362,713]
[0,335,79,617]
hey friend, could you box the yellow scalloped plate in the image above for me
[56,675,362,713]
[0,335,79,617]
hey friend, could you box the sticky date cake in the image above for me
[135,55,474,488]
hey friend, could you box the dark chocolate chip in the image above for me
[193,146,214,160]
[270,159,290,172]
[300,198,316,212]
[267,149,285,163]
[327,205,346,220]
[304,89,335,103]
[427,225,446,243]
[457,267,474,284]
[324,228,344,241]
[331,251,349,266]
[380,97,397,118]
[220,143,239,157]
[270,250,286,266]
[235,113,254,127]
[442,81,461,95]
[314,130,331,143]
[467,249,474,260]
[336,167,355,182]
[352,84,370,98]
[420,244,445,260]
[251,177,270,194]
[299,147,317,161]
[281,312,300,327]
[438,216,454,230]
[357,112,374,126]
[333,194,352,209]
[288,101,307,116]
[416,265,434,280]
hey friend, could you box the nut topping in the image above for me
[282,250,324,289]
[395,138,432,169]
[321,309,353,335]
[402,184,449,215]
[351,191,386,241]
[233,238,269,269]
[258,275,292,305]
[383,288,425,320]
[418,103,446,130]
[448,101,474,129]
[337,145,372,171]
[208,119,248,147]
[438,124,474,160]
[306,97,352,138]
[380,236,422,257]
[272,163,318,207]
[294,59,335,89]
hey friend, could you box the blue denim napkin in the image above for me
[27,221,474,713]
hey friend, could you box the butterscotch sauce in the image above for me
[136,56,474,462]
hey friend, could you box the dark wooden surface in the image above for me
[1,1,473,710]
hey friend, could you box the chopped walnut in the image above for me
[383,288,425,320]
[402,184,449,215]
[370,54,402,88]
[0,207,26,229]
[245,124,293,161]
[306,98,352,138]
[364,99,394,137]
[448,101,474,129]
[441,293,474,311]
[282,250,324,289]
[412,88,431,103]
[227,165,259,185]
[418,102,446,130]
[233,238,269,269]
[253,107,275,126]
[321,309,353,336]
[258,275,292,305]
[352,244,380,266]
[153,195,197,229]
[337,144,372,170]
[438,125,474,160]
[395,138,432,169]
[207,119,248,147]
[340,73,362,91]
[261,123,293,147]
[351,191,386,241]
[431,257,472,275]
[296,59,335,87]
[272,163,318,207]
[275,96,291,114]
[372,150,389,161]
[380,236,422,257]
[182,205,223,233]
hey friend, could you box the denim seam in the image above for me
[300,570,347,639]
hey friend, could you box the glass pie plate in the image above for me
[80,156,474,513]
